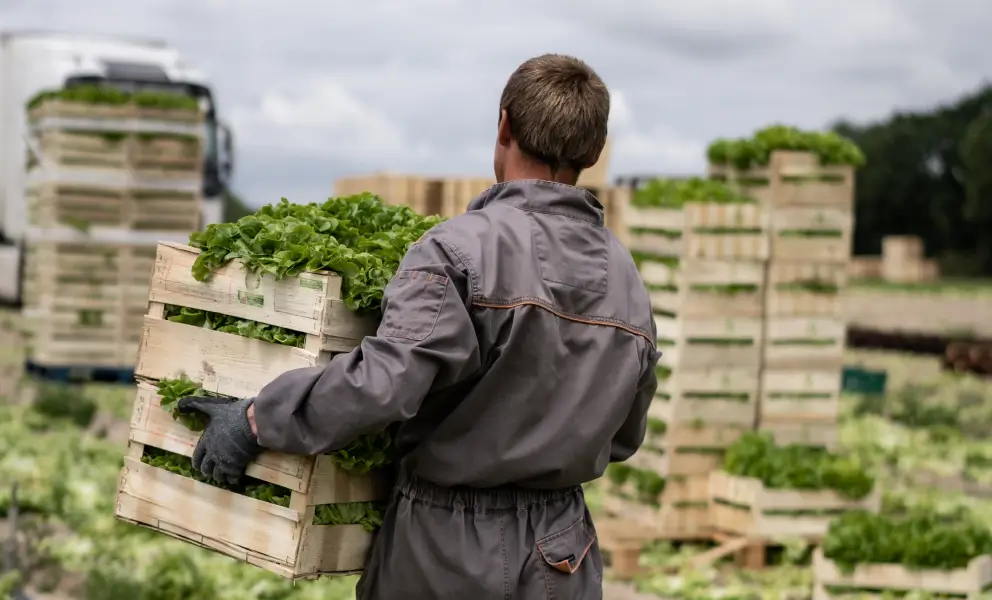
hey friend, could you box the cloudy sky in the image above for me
[3,0,990,207]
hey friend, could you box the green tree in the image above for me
[960,109,992,272]
[832,84,992,275]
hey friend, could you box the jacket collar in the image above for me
[466,179,604,226]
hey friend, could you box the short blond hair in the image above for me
[499,54,610,174]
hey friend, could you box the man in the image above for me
[178,53,659,600]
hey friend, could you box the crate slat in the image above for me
[641,259,766,318]
[763,317,845,369]
[759,370,841,423]
[710,472,880,539]
[655,315,764,369]
[709,152,855,209]
[812,548,992,600]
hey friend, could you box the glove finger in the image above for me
[176,396,228,415]
[200,457,217,482]
[220,464,242,486]
[191,438,208,472]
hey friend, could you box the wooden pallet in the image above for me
[639,258,766,318]
[625,203,769,260]
[762,317,845,369]
[117,243,389,578]
[134,243,378,399]
[766,262,846,317]
[758,370,841,424]
[709,472,880,540]
[655,314,764,370]
[709,151,855,209]
[812,548,992,600]
[652,367,759,427]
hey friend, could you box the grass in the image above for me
[849,277,992,297]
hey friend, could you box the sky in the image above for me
[2,0,990,207]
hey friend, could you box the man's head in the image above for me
[494,54,610,186]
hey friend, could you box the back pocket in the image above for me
[536,516,601,598]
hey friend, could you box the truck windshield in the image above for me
[63,76,224,197]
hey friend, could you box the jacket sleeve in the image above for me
[609,333,660,463]
[252,234,481,456]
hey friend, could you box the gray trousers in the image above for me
[356,471,604,600]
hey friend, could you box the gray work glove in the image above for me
[175,396,262,485]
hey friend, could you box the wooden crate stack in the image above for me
[334,174,629,241]
[603,198,769,539]
[711,151,854,449]
[21,97,204,370]
[333,174,495,218]
[116,242,388,578]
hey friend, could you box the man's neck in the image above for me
[503,162,579,187]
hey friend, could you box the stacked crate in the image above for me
[334,174,629,240]
[602,198,769,538]
[116,242,387,578]
[21,96,204,370]
[710,151,854,448]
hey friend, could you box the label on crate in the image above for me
[237,290,264,307]
[299,277,324,291]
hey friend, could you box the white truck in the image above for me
[0,30,235,304]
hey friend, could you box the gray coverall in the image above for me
[253,180,660,600]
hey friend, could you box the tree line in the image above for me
[832,84,992,276]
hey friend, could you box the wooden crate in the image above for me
[710,472,880,539]
[763,317,845,369]
[129,189,202,231]
[656,315,764,370]
[652,367,759,427]
[636,422,746,476]
[709,151,855,209]
[625,203,769,260]
[32,130,128,170]
[769,206,853,263]
[22,241,159,368]
[640,258,765,318]
[118,382,389,578]
[440,177,496,217]
[29,99,203,125]
[130,134,202,172]
[759,370,841,424]
[812,548,992,600]
[333,174,445,216]
[118,244,389,578]
[600,488,663,530]
[600,475,711,540]
[766,262,847,317]
[758,421,838,449]
[135,243,378,398]
[26,183,127,229]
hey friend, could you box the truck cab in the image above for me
[0,30,234,303]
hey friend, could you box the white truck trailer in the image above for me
[0,30,234,304]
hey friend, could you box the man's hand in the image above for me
[176,396,262,485]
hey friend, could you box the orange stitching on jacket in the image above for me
[473,299,654,346]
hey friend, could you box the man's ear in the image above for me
[497,108,513,147]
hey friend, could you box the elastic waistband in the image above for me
[397,470,583,512]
